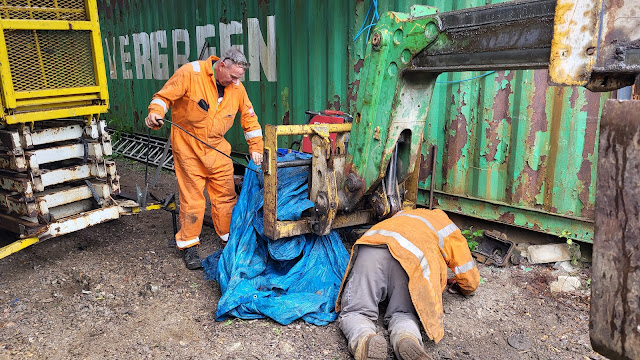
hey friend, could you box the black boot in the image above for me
[182,246,202,270]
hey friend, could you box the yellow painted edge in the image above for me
[14,86,101,99]
[16,94,97,107]
[145,204,162,211]
[272,123,352,136]
[0,19,93,30]
[4,104,108,124]
[0,22,17,109]
[0,237,39,260]
[87,0,110,102]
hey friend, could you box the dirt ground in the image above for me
[0,159,606,360]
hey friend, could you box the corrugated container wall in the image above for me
[98,0,609,242]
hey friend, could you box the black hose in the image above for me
[161,118,259,173]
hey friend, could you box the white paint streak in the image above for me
[111,17,276,82]
[219,21,243,56]
[219,21,245,81]
[150,30,169,80]
[172,29,190,72]
[119,35,133,79]
[248,16,277,82]
[133,32,152,80]
[104,37,117,79]
[196,24,217,59]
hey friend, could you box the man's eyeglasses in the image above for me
[223,57,250,68]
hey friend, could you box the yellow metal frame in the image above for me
[262,123,375,239]
[0,0,109,124]
[0,237,39,260]
[130,201,177,214]
[0,200,177,260]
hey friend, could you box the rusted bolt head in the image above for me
[372,32,382,50]
[373,200,385,217]
[315,193,329,215]
[345,173,362,192]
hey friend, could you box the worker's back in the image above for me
[338,208,479,342]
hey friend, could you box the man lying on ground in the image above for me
[336,208,480,360]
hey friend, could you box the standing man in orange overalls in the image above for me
[145,49,263,270]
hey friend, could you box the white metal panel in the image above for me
[43,205,120,239]
[549,0,602,86]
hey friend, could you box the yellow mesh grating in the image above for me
[5,30,96,92]
[0,0,86,21]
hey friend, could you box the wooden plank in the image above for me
[591,99,640,360]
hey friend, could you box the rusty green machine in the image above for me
[261,1,639,359]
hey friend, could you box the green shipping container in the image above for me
[98,0,609,242]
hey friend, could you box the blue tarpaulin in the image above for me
[203,151,349,325]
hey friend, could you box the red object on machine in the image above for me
[301,111,346,154]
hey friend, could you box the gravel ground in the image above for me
[0,159,606,359]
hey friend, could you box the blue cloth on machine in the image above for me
[203,150,349,326]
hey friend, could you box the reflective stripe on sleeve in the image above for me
[395,213,445,250]
[190,61,201,72]
[438,223,459,239]
[244,129,262,140]
[151,98,168,113]
[363,229,431,281]
[454,260,476,275]
[176,236,199,249]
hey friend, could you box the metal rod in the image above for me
[161,119,258,173]
[144,127,151,185]
[198,41,209,60]
[429,144,437,210]
[276,159,312,168]
[151,137,172,188]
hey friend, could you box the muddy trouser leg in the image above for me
[383,249,423,357]
[338,246,391,354]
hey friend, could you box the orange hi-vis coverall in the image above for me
[336,208,480,343]
[147,56,263,249]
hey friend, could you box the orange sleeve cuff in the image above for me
[247,137,264,155]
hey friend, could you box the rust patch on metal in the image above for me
[515,70,549,206]
[442,86,469,187]
[353,58,364,74]
[418,152,432,182]
[282,111,290,125]
[326,95,342,111]
[498,212,515,223]
[347,79,360,105]
[576,91,602,219]
[486,71,515,162]
[442,113,467,186]
[543,85,565,213]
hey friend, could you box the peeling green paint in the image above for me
[99,0,610,243]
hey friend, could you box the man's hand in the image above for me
[145,112,164,130]
[251,151,263,166]
[447,278,463,295]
